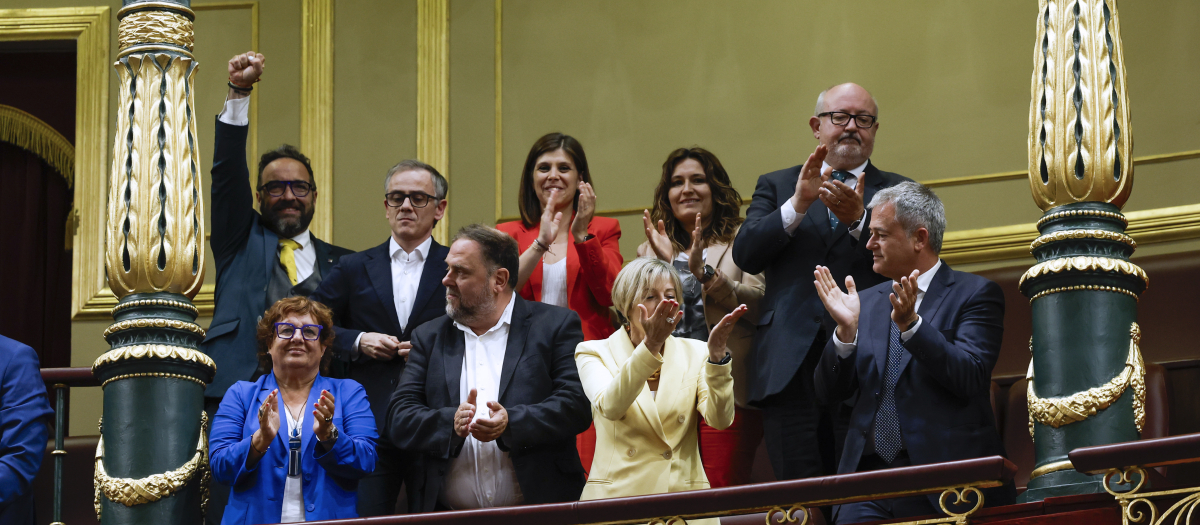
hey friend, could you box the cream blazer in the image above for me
[575,329,734,523]
[636,228,765,406]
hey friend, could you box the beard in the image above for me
[445,284,496,327]
[261,201,314,238]
[827,133,868,166]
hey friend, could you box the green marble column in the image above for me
[1018,0,1146,502]
[91,1,214,523]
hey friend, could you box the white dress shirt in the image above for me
[218,96,250,126]
[351,236,432,354]
[833,259,943,358]
[540,257,569,308]
[283,229,316,283]
[440,293,524,510]
[781,159,869,239]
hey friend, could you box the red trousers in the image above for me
[576,407,764,485]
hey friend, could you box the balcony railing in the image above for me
[40,367,100,525]
[1070,433,1200,525]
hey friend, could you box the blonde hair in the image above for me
[610,257,684,327]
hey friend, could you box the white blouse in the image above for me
[280,407,305,522]
[541,257,569,308]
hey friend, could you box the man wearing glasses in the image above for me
[201,51,355,525]
[732,83,912,482]
[312,159,450,516]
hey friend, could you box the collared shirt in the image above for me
[781,159,870,239]
[218,96,250,126]
[440,293,524,510]
[351,235,432,354]
[834,259,943,358]
[285,229,316,283]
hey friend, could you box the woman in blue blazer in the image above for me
[210,296,377,524]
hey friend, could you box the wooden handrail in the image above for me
[40,367,100,387]
[305,456,1016,525]
[1069,433,1200,474]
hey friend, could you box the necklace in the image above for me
[647,367,661,382]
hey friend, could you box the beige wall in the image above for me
[1,0,1197,432]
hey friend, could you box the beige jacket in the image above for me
[636,229,765,406]
[575,330,734,524]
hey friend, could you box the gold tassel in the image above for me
[0,104,75,188]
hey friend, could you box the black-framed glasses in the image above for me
[385,191,437,208]
[818,111,878,128]
[274,322,322,341]
[258,180,315,198]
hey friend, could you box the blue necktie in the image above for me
[874,321,906,463]
[828,170,851,231]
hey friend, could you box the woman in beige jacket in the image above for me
[638,147,765,487]
[575,257,745,523]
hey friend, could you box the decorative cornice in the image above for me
[1030,229,1136,251]
[1020,256,1148,288]
[92,344,216,373]
[102,318,206,338]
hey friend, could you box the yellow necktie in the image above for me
[279,238,302,285]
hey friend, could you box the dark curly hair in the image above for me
[517,133,594,227]
[650,147,744,253]
[255,296,336,374]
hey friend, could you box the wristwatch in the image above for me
[848,218,862,230]
[320,423,339,445]
[698,264,716,284]
[708,352,732,365]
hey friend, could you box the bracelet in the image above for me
[227,81,252,93]
[251,440,268,454]
[532,238,553,255]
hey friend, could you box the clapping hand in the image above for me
[469,401,508,443]
[537,189,566,250]
[820,172,866,227]
[252,389,280,454]
[642,210,674,262]
[707,305,748,362]
[638,298,682,357]
[792,144,830,214]
[685,213,705,280]
[454,388,478,438]
[312,390,336,443]
[571,183,597,243]
[814,266,860,345]
[228,51,264,87]
[890,269,921,328]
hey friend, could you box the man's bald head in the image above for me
[814,83,879,117]
[810,82,880,170]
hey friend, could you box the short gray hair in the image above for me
[610,257,684,327]
[384,159,448,200]
[867,182,945,253]
[814,84,881,118]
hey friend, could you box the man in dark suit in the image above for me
[0,334,53,525]
[732,83,911,480]
[813,182,1013,523]
[387,225,591,512]
[311,159,449,516]
[200,52,352,525]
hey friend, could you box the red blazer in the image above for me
[497,217,623,341]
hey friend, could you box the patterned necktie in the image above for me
[828,170,851,231]
[278,238,302,285]
[873,321,906,463]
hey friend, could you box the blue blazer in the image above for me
[0,335,53,525]
[733,162,910,404]
[201,119,353,399]
[311,238,449,426]
[210,373,378,524]
[813,263,1014,508]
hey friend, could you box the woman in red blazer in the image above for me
[497,133,623,474]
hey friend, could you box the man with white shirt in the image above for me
[732,83,912,481]
[812,182,1012,523]
[311,159,450,515]
[387,225,591,512]
[201,51,354,525]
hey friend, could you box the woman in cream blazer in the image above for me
[575,257,744,523]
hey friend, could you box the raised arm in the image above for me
[209,51,264,262]
[575,341,661,421]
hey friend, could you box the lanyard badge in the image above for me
[288,425,302,478]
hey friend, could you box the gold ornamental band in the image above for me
[1029,284,1140,303]
[1030,229,1137,251]
[116,43,195,60]
[101,372,207,389]
[94,412,207,519]
[118,10,194,52]
[92,344,216,373]
[111,298,199,317]
[117,1,195,19]
[1036,209,1128,230]
[102,318,205,338]
[1019,256,1148,288]
[1029,460,1075,480]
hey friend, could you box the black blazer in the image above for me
[732,161,910,404]
[310,238,449,426]
[813,263,1014,508]
[386,295,592,512]
[201,119,352,398]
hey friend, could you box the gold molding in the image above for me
[1030,229,1136,250]
[1028,323,1146,434]
[300,0,334,241]
[92,344,217,373]
[1020,256,1148,288]
[193,2,260,165]
[418,0,450,243]
[0,104,74,186]
[1029,459,1075,480]
[0,7,109,321]
[1029,284,1139,303]
[94,411,208,518]
[102,318,206,338]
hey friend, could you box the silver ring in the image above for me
[324,416,332,423]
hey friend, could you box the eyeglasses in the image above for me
[385,191,438,208]
[274,322,322,341]
[818,112,878,129]
[258,180,315,198]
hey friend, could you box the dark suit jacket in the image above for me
[201,119,353,399]
[0,335,53,525]
[733,162,910,404]
[386,295,592,512]
[311,238,449,426]
[813,263,1014,508]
